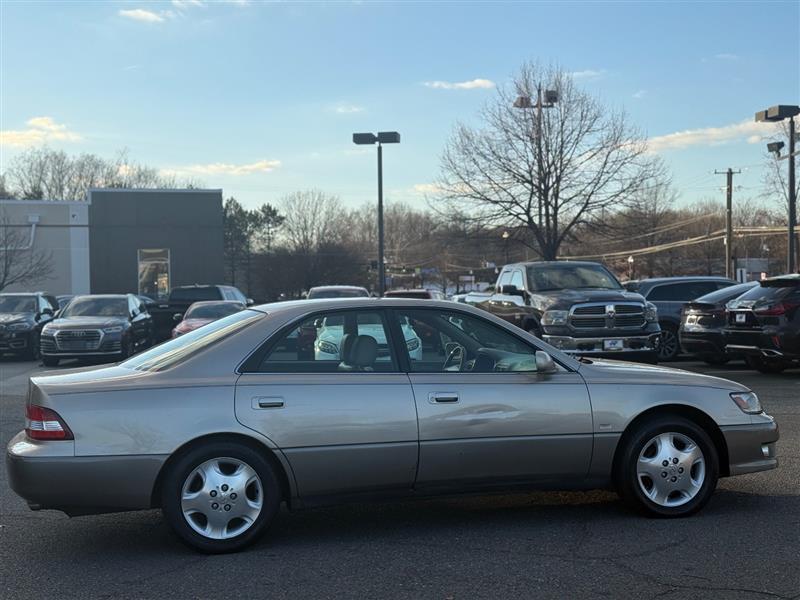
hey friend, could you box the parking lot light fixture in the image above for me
[755,105,800,272]
[352,131,401,295]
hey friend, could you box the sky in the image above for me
[1,0,799,211]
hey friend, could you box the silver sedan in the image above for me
[6,298,779,553]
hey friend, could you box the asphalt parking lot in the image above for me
[1,357,798,600]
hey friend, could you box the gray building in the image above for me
[0,189,224,297]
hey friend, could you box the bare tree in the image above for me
[279,189,347,253]
[761,121,799,214]
[436,61,663,260]
[3,148,197,201]
[0,210,53,291]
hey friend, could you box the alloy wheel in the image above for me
[658,329,679,360]
[636,432,705,507]
[180,457,264,540]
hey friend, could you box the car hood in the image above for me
[0,312,33,324]
[45,316,128,329]
[530,288,646,311]
[579,359,748,392]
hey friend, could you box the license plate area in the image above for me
[603,339,624,351]
[735,313,747,323]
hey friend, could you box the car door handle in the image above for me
[429,392,459,404]
[252,396,284,409]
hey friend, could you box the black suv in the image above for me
[724,275,800,373]
[625,277,736,360]
[0,292,59,359]
[480,261,660,362]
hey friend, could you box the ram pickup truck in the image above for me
[478,261,660,362]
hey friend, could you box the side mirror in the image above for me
[172,313,184,323]
[42,307,54,317]
[246,298,255,306]
[501,284,525,297]
[313,318,324,328]
[535,351,557,374]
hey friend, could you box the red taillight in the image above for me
[25,405,74,441]
[754,302,799,316]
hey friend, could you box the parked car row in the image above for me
[0,284,249,366]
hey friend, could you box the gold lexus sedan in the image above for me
[7,299,778,553]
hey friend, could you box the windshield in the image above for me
[61,297,128,317]
[123,310,263,372]
[185,302,243,320]
[526,264,622,292]
[0,295,36,313]
[169,287,222,302]
[307,288,369,299]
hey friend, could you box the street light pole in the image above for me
[353,131,401,295]
[377,143,385,296]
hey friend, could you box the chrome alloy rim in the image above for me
[180,457,263,540]
[659,330,678,359]
[637,432,706,507]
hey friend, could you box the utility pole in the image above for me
[715,168,741,279]
[789,116,797,272]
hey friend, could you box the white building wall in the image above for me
[0,199,90,295]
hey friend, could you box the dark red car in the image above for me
[171,301,244,338]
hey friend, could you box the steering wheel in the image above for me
[443,344,465,372]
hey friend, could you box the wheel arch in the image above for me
[521,314,542,334]
[149,432,295,509]
[611,404,731,480]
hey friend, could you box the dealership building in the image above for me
[0,189,224,297]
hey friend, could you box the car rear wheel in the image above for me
[25,333,40,361]
[615,416,718,517]
[161,442,281,553]
[658,324,680,361]
[745,356,787,374]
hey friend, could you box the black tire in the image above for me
[658,324,680,361]
[615,415,719,518]
[118,337,133,361]
[161,441,282,554]
[702,354,729,366]
[25,333,40,361]
[525,323,543,339]
[745,355,787,374]
[41,355,59,367]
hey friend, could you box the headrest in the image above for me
[350,335,378,368]
[339,333,356,363]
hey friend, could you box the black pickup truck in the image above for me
[148,284,251,342]
[478,261,660,362]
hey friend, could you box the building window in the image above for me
[138,249,170,298]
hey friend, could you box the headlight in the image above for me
[8,322,32,331]
[542,310,569,326]
[645,302,658,322]
[317,340,338,354]
[730,391,762,414]
[406,338,420,351]
[103,326,123,333]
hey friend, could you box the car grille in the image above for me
[55,329,102,351]
[39,336,57,353]
[570,303,646,329]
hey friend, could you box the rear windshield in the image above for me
[307,288,369,299]
[62,297,128,317]
[185,302,244,320]
[735,281,800,303]
[695,281,758,304]
[122,309,263,372]
[169,287,222,302]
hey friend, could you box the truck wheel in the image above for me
[525,323,542,339]
[42,356,59,367]
[658,324,680,361]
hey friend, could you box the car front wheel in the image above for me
[41,355,59,367]
[658,324,680,361]
[161,442,282,553]
[616,416,718,517]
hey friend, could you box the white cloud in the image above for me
[119,8,165,23]
[571,69,606,81]
[0,116,82,147]
[632,89,647,99]
[163,159,281,177]
[172,0,203,8]
[412,183,441,195]
[423,78,495,90]
[331,104,365,114]
[648,119,777,152]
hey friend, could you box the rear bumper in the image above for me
[679,330,726,356]
[6,431,165,515]
[724,329,800,360]
[720,420,779,476]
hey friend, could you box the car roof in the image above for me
[188,300,243,306]
[385,288,431,293]
[506,260,603,268]
[71,294,129,299]
[0,292,40,296]
[633,276,734,284]
[308,285,368,291]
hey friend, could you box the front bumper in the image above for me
[720,419,779,476]
[0,329,34,353]
[542,333,660,358]
[6,431,165,515]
